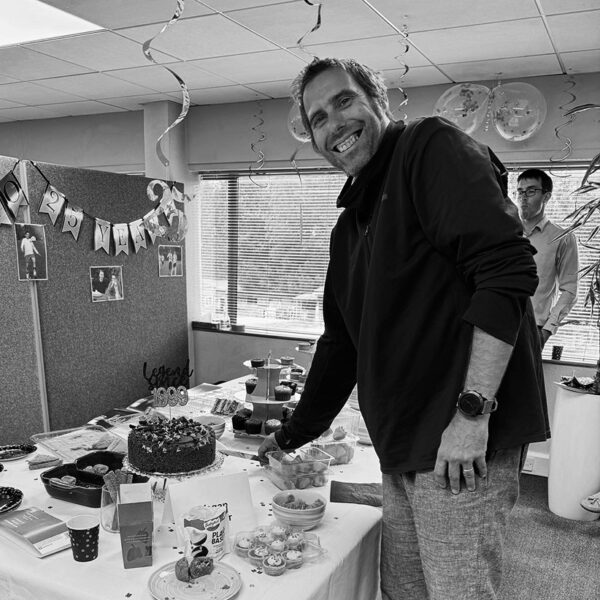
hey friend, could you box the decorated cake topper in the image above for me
[143,360,194,410]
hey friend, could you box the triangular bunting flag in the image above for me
[39,185,66,225]
[61,202,84,240]
[113,223,130,256]
[94,218,111,254]
[129,219,147,253]
[0,202,11,225]
[143,209,160,244]
[0,171,28,221]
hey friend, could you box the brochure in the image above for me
[0,507,70,558]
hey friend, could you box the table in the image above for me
[0,379,383,600]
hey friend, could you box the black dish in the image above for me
[0,444,37,462]
[0,486,24,513]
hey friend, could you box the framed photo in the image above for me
[14,223,48,281]
[158,244,183,278]
[90,266,124,302]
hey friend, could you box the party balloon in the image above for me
[161,208,188,242]
[433,83,490,135]
[288,104,311,143]
[490,82,547,142]
[147,179,171,203]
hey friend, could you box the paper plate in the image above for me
[0,444,37,462]
[0,487,23,514]
[148,561,242,600]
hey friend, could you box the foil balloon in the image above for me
[288,104,311,143]
[491,82,547,142]
[433,83,490,135]
[161,208,188,242]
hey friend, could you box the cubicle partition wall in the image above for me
[0,156,188,443]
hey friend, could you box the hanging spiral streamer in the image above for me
[393,21,410,122]
[142,0,190,169]
[249,101,268,188]
[297,0,323,57]
[549,76,577,170]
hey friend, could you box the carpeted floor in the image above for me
[499,474,600,600]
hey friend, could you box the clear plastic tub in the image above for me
[311,434,358,465]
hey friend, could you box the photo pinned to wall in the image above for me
[90,266,124,302]
[158,244,183,277]
[14,223,48,281]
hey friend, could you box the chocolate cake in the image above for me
[127,416,215,474]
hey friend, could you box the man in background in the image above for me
[259,57,548,600]
[20,230,40,279]
[517,168,579,349]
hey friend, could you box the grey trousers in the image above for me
[381,446,526,600]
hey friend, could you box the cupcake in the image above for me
[189,556,214,579]
[280,380,298,395]
[283,549,303,569]
[232,408,253,431]
[286,531,305,549]
[245,417,262,435]
[262,554,287,576]
[244,377,258,394]
[264,419,282,435]
[271,524,287,539]
[279,356,295,366]
[250,358,265,368]
[270,539,286,553]
[274,385,292,402]
[248,545,270,567]
[234,534,253,557]
[255,530,274,545]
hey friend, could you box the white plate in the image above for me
[148,561,242,600]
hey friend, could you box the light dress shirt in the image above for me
[524,215,578,334]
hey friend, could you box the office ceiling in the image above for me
[0,0,598,122]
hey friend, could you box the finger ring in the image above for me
[463,468,474,473]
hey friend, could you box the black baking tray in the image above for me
[41,452,148,508]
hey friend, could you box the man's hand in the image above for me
[433,412,489,494]
[257,433,280,465]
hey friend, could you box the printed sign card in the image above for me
[118,482,153,569]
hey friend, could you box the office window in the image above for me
[196,167,597,364]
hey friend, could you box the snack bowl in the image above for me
[272,490,327,529]
[194,415,226,439]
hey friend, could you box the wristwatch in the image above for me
[456,390,498,418]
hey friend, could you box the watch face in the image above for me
[459,392,483,416]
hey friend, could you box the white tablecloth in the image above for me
[0,380,383,600]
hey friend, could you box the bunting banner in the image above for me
[129,218,147,253]
[0,170,28,222]
[0,203,11,225]
[39,185,66,225]
[61,202,84,240]
[143,209,161,244]
[94,218,111,254]
[113,223,130,256]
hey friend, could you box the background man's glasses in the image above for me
[516,188,545,198]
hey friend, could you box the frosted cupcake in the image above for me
[286,531,305,549]
[262,554,287,576]
[271,524,287,539]
[248,545,270,567]
[270,539,286,553]
[283,549,303,569]
[234,533,253,557]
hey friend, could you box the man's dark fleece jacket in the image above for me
[275,116,549,474]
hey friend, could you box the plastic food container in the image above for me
[264,447,332,490]
[311,434,358,465]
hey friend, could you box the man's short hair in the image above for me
[291,57,391,149]
[517,168,553,194]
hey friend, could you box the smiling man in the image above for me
[258,58,549,600]
[517,168,578,349]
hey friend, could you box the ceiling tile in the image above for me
[188,50,307,85]
[539,0,599,16]
[35,101,127,118]
[0,98,25,110]
[214,0,298,10]
[0,105,56,121]
[188,85,269,106]
[100,93,183,111]
[105,63,235,93]
[382,66,452,88]
[26,31,171,71]
[228,0,396,48]
[118,14,277,61]
[246,80,294,99]
[0,74,18,85]
[0,46,93,80]
[411,19,554,64]
[0,81,87,105]
[36,73,158,99]
[368,0,540,32]
[561,49,600,74]
[295,36,431,69]
[547,11,600,52]
[39,0,214,29]
[441,55,562,82]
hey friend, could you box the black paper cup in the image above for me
[551,345,564,361]
[67,515,99,562]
